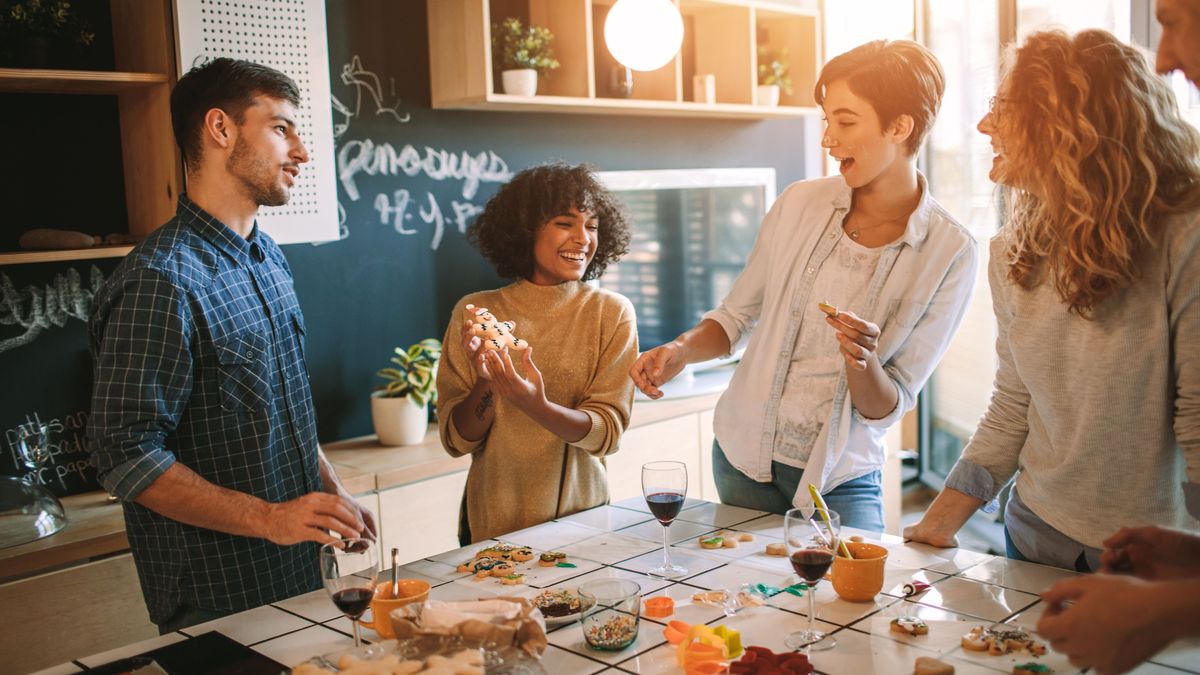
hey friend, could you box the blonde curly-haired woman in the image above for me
[905,29,1200,571]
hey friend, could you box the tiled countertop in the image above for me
[2,395,722,583]
[41,497,1200,674]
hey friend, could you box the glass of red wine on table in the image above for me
[320,537,379,648]
[784,507,840,652]
[642,461,688,579]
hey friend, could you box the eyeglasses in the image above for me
[988,95,1008,121]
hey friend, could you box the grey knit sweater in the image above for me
[947,210,1200,549]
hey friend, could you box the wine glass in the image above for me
[642,461,687,578]
[15,423,52,483]
[783,507,840,652]
[320,538,379,648]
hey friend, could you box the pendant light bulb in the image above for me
[604,0,684,72]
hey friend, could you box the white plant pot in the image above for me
[757,84,781,107]
[370,392,429,446]
[502,69,538,97]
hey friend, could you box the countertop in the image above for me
[46,496,1200,674]
[0,393,722,582]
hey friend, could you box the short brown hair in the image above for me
[170,57,301,170]
[814,40,945,155]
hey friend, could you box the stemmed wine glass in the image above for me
[320,537,379,648]
[642,461,687,579]
[783,507,840,652]
[15,423,52,485]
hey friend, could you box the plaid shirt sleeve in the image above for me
[91,268,192,500]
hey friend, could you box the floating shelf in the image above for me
[428,0,823,120]
[0,246,134,266]
[439,92,817,119]
[0,68,169,95]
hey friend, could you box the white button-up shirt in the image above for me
[704,174,978,507]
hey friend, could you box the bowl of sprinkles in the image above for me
[578,579,641,651]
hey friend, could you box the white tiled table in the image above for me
[45,498,1200,674]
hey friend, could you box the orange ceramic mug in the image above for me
[827,541,888,602]
[359,579,430,639]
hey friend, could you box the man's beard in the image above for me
[228,136,290,207]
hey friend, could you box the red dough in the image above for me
[729,646,814,674]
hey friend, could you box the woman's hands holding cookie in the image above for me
[825,310,880,371]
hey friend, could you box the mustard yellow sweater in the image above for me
[437,280,638,542]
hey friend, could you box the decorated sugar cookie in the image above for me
[463,304,530,351]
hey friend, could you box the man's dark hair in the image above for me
[170,57,300,169]
[468,163,632,281]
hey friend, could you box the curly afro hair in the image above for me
[468,163,632,281]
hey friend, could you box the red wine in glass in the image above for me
[646,491,685,524]
[320,537,379,648]
[790,549,835,583]
[642,461,688,578]
[783,507,841,653]
[331,587,374,619]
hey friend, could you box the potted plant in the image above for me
[756,46,792,107]
[0,0,94,68]
[492,17,560,97]
[371,338,442,446]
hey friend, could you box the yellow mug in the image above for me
[359,579,430,639]
[827,541,888,602]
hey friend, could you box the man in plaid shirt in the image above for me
[89,58,375,633]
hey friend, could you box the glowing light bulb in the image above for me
[604,0,684,72]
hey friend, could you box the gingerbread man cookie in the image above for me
[463,304,530,351]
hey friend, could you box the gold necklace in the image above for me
[845,212,907,240]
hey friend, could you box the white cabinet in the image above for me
[379,471,468,565]
[697,409,720,502]
[606,414,703,504]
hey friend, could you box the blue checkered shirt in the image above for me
[89,195,322,625]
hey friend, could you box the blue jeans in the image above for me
[712,440,885,531]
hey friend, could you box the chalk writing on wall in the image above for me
[3,409,96,492]
[329,56,512,250]
[0,266,105,354]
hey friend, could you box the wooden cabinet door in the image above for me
[606,414,701,504]
[0,553,156,673]
[379,471,468,565]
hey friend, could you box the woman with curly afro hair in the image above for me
[436,163,638,543]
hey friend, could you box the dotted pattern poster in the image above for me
[173,0,338,244]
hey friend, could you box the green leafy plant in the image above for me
[757,46,793,95]
[492,17,560,75]
[0,0,94,44]
[376,339,442,407]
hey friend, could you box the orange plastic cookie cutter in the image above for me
[644,596,675,618]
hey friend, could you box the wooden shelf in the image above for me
[428,0,823,119]
[440,92,817,118]
[0,245,134,266]
[0,68,169,95]
[0,1,181,266]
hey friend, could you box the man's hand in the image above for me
[1037,575,1177,674]
[263,492,367,546]
[629,342,688,399]
[1101,526,1200,580]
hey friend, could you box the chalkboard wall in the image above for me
[0,0,812,496]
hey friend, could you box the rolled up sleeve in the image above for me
[573,299,638,456]
[854,241,978,429]
[89,269,192,500]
